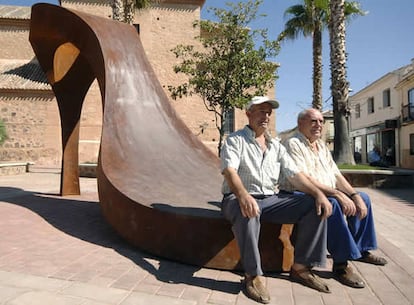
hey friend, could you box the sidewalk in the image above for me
[0,171,413,305]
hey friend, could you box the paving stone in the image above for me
[0,173,414,305]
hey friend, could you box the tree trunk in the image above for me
[112,0,124,21]
[124,0,135,25]
[217,109,226,157]
[329,0,355,164]
[312,19,323,110]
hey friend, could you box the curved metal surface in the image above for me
[29,3,288,271]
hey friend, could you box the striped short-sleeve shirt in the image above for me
[279,131,340,191]
[221,125,299,196]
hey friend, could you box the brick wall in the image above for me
[78,81,102,164]
[0,92,61,165]
[0,84,102,166]
[0,22,33,60]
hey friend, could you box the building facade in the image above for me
[0,1,276,167]
[349,59,414,168]
[395,63,414,168]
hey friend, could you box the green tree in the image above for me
[278,0,365,110]
[168,0,280,155]
[111,0,152,24]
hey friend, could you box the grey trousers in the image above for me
[221,192,327,276]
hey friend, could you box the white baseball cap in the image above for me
[246,96,279,110]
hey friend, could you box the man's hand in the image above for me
[334,191,357,217]
[239,193,260,218]
[288,172,332,219]
[314,193,332,220]
[352,194,368,219]
[335,176,367,219]
[222,167,260,218]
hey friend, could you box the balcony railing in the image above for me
[402,104,414,122]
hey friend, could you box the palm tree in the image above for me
[111,0,152,24]
[329,0,354,164]
[279,0,365,110]
[278,0,327,110]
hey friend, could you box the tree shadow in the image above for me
[376,188,414,206]
[0,187,241,295]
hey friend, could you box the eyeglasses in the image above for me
[310,119,324,125]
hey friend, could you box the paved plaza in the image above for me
[0,170,413,305]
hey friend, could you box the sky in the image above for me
[2,0,414,132]
[0,0,58,5]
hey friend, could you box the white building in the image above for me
[349,59,414,168]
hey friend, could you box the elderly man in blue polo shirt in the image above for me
[220,96,332,304]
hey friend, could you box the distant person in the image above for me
[220,97,332,303]
[280,108,387,290]
[354,150,362,164]
[368,145,388,167]
[385,145,394,166]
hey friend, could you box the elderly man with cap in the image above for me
[220,96,333,303]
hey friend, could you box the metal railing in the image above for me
[402,104,414,122]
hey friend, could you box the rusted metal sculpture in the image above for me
[29,3,292,271]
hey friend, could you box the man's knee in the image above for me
[327,197,342,214]
[296,193,318,210]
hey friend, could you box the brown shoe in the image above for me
[243,275,270,304]
[290,267,330,293]
[333,264,365,288]
[356,252,388,266]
